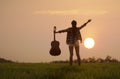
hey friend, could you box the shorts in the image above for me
[68,40,79,47]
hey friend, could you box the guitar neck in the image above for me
[54,26,56,41]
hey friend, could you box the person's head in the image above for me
[71,20,77,27]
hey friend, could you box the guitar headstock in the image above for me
[54,26,56,33]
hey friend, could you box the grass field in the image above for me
[0,63,120,79]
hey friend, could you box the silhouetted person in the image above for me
[56,20,91,65]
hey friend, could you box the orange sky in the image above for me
[0,0,120,62]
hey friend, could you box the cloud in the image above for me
[34,9,108,16]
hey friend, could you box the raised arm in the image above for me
[78,19,91,30]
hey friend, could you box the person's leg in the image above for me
[75,45,81,65]
[69,45,73,65]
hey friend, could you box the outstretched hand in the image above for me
[55,31,61,33]
[88,19,92,22]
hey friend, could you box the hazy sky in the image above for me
[0,0,120,62]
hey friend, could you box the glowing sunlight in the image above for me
[84,37,95,49]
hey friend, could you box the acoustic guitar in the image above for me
[49,26,61,56]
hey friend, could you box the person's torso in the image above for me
[66,27,82,44]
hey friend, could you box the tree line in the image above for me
[0,57,14,63]
[51,55,119,63]
[0,55,119,63]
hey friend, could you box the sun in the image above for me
[84,37,95,49]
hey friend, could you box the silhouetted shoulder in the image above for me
[67,27,73,31]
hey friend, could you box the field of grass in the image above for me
[0,63,120,79]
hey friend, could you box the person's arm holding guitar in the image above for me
[56,29,68,33]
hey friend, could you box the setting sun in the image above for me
[84,38,95,49]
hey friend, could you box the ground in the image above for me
[0,63,120,79]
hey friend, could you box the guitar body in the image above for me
[50,40,61,56]
[49,26,61,56]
